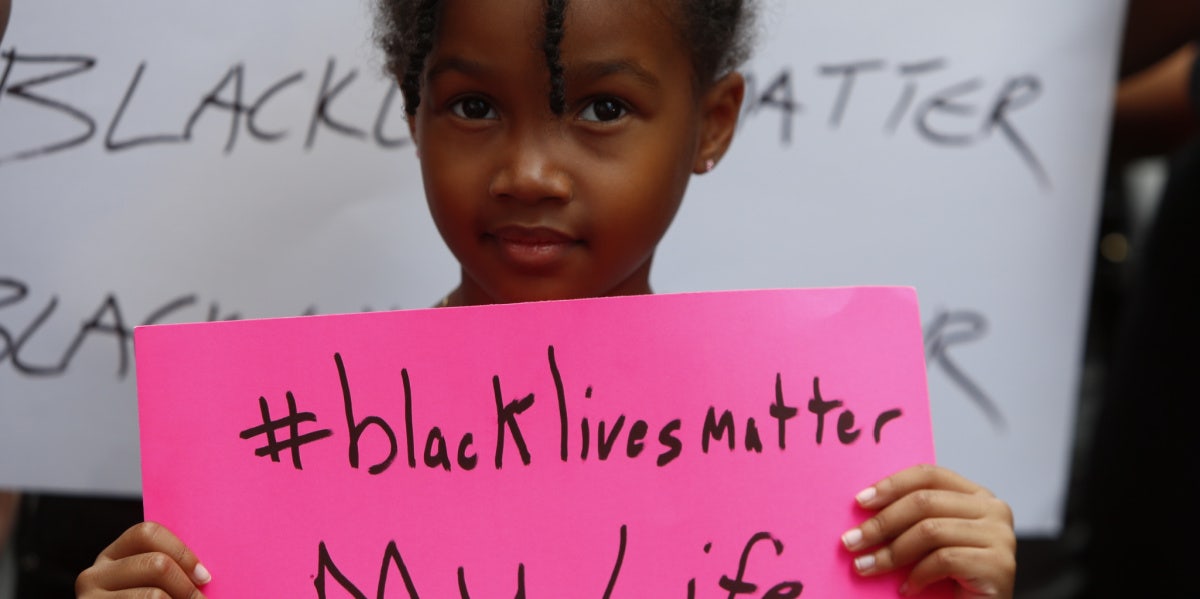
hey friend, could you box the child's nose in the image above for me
[488,136,573,204]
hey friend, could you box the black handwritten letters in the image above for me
[743,58,1049,188]
[208,344,902,594]
[0,276,398,380]
[0,277,228,379]
[924,308,1002,430]
[313,526,807,598]
[235,347,905,473]
[0,278,134,378]
[1,48,1048,187]
[238,393,333,470]
[0,49,408,165]
[319,528,633,597]
[714,533,805,599]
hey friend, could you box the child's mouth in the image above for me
[488,225,579,271]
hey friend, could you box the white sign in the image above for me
[0,0,1123,535]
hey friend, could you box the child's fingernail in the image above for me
[841,528,863,550]
[855,486,877,506]
[854,554,876,573]
[192,562,212,585]
[853,554,876,573]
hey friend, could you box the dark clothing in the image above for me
[14,495,142,598]
[1082,51,1200,598]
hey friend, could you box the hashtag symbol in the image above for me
[238,392,333,470]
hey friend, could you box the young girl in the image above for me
[75,1,1016,597]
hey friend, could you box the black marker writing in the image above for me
[0,281,131,379]
[314,524,629,598]
[914,77,984,146]
[807,377,902,446]
[701,408,767,454]
[315,539,421,599]
[769,373,799,450]
[458,563,525,599]
[743,69,801,143]
[703,408,737,452]
[248,71,304,142]
[0,49,97,164]
[184,63,247,154]
[549,345,569,462]
[307,57,366,149]
[154,345,913,481]
[0,276,402,380]
[717,532,804,599]
[820,59,886,128]
[338,352,398,475]
[886,58,947,133]
[0,50,408,166]
[603,525,629,599]
[3,48,1045,189]
[336,355,480,475]
[493,375,534,469]
[238,392,333,469]
[924,308,1004,431]
[565,369,683,465]
[985,76,1048,188]
[741,58,1050,188]
[106,62,185,151]
[656,419,683,466]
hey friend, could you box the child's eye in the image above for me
[450,97,498,120]
[578,97,628,123]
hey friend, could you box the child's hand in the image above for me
[76,521,210,599]
[840,465,1015,598]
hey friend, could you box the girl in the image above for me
[75,1,1016,597]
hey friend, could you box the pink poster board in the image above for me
[137,288,950,597]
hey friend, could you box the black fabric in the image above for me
[1192,47,1200,115]
[14,495,142,598]
[1082,54,1200,597]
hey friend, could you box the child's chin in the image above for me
[484,282,597,305]
[493,290,584,305]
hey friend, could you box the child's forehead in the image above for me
[437,0,678,36]
[434,0,686,63]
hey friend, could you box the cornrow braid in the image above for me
[543,0,568,115]
[375,0,757,114]
[401,0,440,115]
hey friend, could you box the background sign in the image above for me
[0,0,1125,535]
[138,288,948,598]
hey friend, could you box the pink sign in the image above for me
[137,288,950,598]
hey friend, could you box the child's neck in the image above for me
[442,269,656,307]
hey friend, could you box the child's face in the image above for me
[409,0,742,305]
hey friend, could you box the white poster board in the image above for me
[0,0,1124,535]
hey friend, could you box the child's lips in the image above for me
[487,225,580,271]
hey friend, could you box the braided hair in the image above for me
[542,0,568,114]
[375,0,757,116]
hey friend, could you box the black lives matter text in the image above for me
[1,48,1049,188]
[235,346,906,474]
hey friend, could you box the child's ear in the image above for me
[693,72,746,174]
